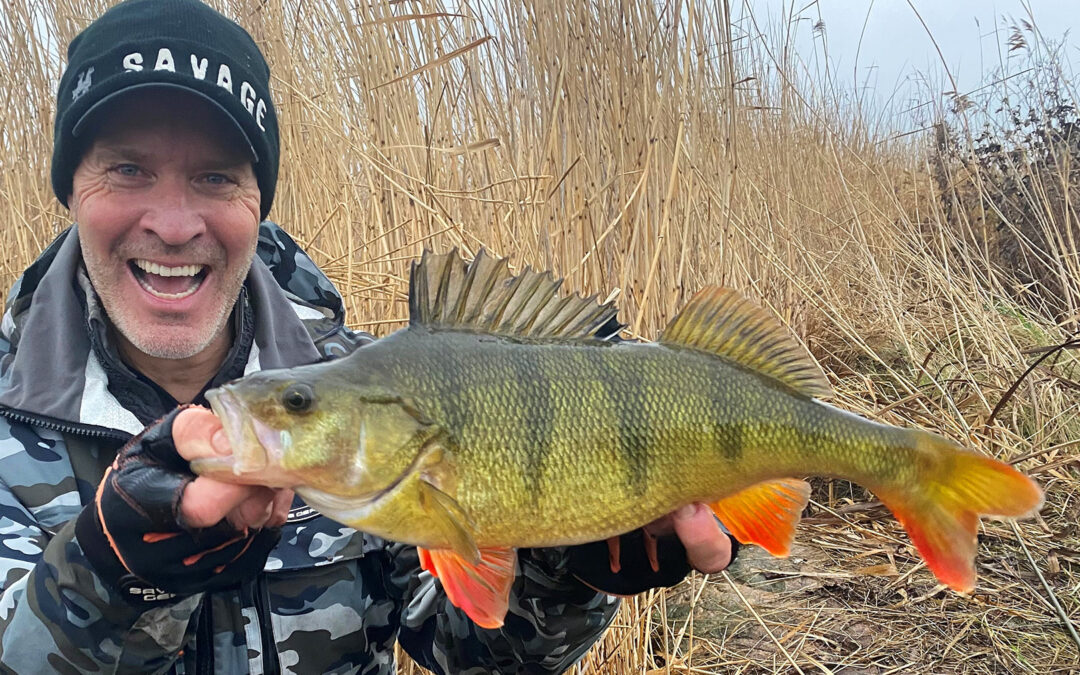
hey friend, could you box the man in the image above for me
[0,0,734,672]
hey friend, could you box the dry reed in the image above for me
[1,1,1077,672]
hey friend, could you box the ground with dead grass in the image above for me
[2,1,1078,672]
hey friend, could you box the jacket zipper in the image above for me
[195,600,214,674]
[0,407,132,442]
[255,574,282,675]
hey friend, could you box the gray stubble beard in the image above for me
[80,238,255,362]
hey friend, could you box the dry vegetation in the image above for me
[2,0,1079,672]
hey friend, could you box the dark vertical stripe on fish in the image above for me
[709,376,744,461]
[717,420,744,461]
[593,349,650,495]
[511,347,551,504]
[429,339,472,435]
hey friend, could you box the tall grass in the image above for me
[2,1,1077,672]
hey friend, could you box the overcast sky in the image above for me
[734,0,1078,122]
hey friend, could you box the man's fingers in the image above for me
[672,503,732,574]
[172,406,229,461]
[173,407,291,531]
[234,489,277,529]
[268,489,295,528]
[182,477,266,528]
[233,488,294,530]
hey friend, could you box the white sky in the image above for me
[735,0,1078,121]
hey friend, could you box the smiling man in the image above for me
[0,0,733,672]
[72,91,263,402]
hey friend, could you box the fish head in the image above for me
[197,365,444,500]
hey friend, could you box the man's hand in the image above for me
[75,406,288,604]
[172,407,293,532]
[646,503,733,574]
[566,502,736,597]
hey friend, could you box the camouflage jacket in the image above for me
[0,223,618,674]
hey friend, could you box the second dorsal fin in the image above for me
[660,287,831,399]
[408,249,622,340]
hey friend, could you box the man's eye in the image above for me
[202,173,233,186]
[112,164,141,177]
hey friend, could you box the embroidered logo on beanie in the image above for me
[114,46,269,132]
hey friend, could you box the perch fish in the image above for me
[193,249,1044,629]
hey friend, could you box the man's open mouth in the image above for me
[129,259,209,299]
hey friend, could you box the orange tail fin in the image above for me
[875,432,1043,593]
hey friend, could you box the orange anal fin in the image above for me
[642,528,660,573]
[877,446,1043,593]
[709,478,811,557]
[419,546,517,629]
[606,536,621,574]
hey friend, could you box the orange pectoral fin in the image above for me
[709,478,811,557]
[419,546,517,629]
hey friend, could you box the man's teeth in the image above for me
[133,259,205,277]
[132,259,207,299]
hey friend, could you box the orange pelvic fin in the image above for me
[709,478,811,556]
[418,546,517,629]
[876,437,1043,593]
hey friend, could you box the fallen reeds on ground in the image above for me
[2,1,1077,672]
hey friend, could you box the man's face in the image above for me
[69,91,261,361]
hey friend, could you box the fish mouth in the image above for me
[199,385,294,483]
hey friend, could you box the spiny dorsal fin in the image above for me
[660,287,831,399]
[409,249,622,340]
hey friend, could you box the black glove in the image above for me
[76,406,280,605]
[567,525,740,596]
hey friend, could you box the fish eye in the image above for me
[282,383,315,413]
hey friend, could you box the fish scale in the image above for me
[196,249,1044,630]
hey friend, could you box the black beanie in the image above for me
[51,0,279,220]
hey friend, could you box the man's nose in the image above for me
[139,178,207,246]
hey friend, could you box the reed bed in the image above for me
[2,1,1077,672]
